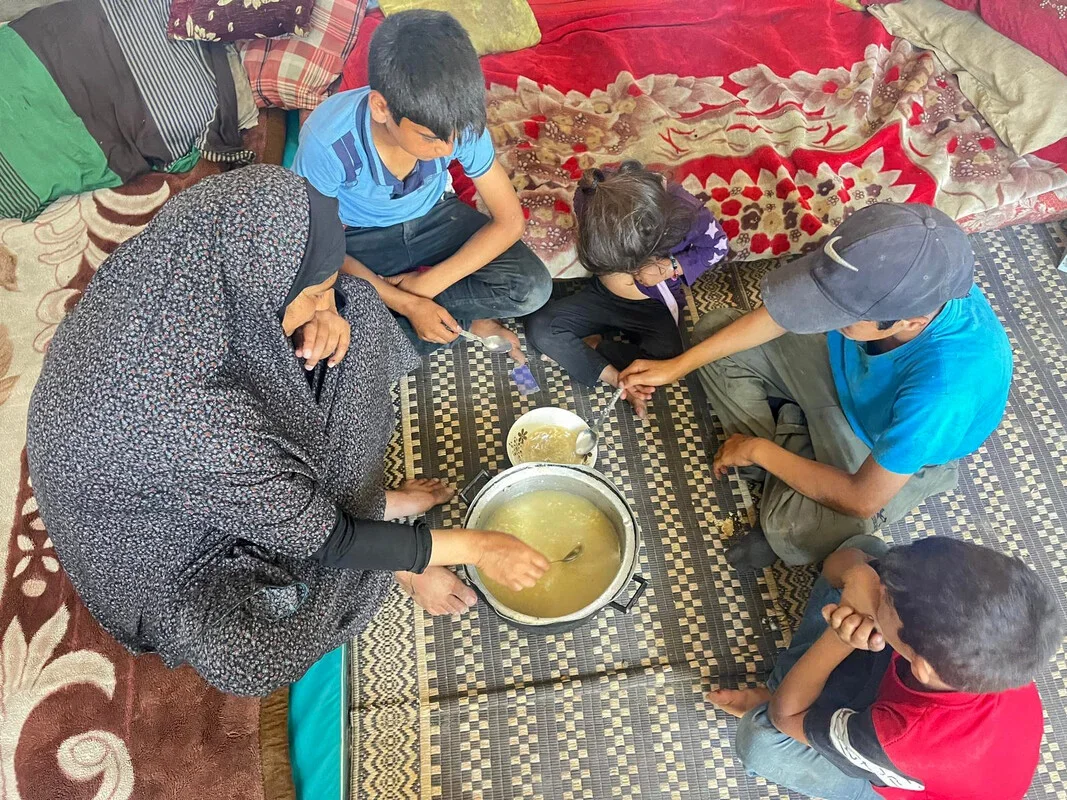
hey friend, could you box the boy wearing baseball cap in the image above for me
[620,203,1013,569]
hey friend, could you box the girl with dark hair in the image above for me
[526,161,729,417]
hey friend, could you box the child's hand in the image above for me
[712,433,758,478]
[822,603,885,652]
[387,270,439,299]
[839,562,882,618]
[404,297,461,344]
[294,309,351,369]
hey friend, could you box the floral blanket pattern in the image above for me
[487,42,1067,277]
[347,1,1067,277]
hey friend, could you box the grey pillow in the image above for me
[869,0,1067,155]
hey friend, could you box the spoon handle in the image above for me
[592,386,626,428]
[455,328,482,344]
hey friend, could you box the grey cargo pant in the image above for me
[694,308,958,565]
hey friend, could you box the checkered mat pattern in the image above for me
[350,221,1067,800]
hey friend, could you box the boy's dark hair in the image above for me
[367,10,486,142]
[879,537,1064,694]
[574,161,697,276]
[876,319,899,331]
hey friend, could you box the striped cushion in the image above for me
[237,0,368,111]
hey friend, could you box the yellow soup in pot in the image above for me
[479,490,622,618]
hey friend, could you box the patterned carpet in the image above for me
[350,220,1067,800]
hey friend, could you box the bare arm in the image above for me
[821,547,877,589]
[341,255,460,345]
[717,439,911,519]
[427,528,550,591]
[391,161,526,299]
[768,628,855,743]
[341,254,420,315]
[770,563,887,739]
[620,306,787,389]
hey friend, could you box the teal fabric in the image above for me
[289,644,349,800]
[283,110,300,169]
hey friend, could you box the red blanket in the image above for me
[343,0,1067,277]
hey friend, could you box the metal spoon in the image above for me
[455,327,513,354]
[575,386,625,456]
[553,544,584,563]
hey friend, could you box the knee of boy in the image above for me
[524,308,553,351]
[641,335,685,361]
[762,501,878,567]
[693,307,744,344]
[511,259,553,316]
[836,534,890,560]
[735,705,785,775]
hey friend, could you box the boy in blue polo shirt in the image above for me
[293,10,551,358]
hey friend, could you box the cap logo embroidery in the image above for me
[824,236,860,272]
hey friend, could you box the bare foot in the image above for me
[384,478,455,520]
[625,392,648,420]
[470,318,525,364]
[582,334,603,350]
[705,687,772,718]
[396,566,478,616]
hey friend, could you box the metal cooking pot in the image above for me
[460,462,647,633]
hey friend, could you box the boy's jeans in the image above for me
[694,308,959,565]
[345,194,552,353]
[734,534,888,800]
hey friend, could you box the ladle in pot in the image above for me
[553,544,584,563]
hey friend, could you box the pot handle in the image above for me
[455,564,475,587]
[608,574,649,614]
[458,468,491,506]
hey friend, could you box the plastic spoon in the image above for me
[575,385,626,456]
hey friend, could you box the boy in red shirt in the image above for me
[708,535,1064,799]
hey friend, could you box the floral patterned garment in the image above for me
[169,0,313,41]
[25,165,419,696]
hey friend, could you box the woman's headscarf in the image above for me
[282,181,346,311]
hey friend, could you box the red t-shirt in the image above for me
[805,652,1044,799]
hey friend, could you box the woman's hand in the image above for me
[712,433,759,478]
[402,296,461,345]
[474,530,550,591]
[294,309,351,369]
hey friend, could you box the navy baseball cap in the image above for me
[761,203,975,334]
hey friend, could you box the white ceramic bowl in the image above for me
[507,407,598,467]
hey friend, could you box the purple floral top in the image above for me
[637,184,729,322]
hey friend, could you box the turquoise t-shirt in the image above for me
[829,284,1012,474]
[292,87,495,228]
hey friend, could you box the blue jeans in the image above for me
[734,535,889,800]
[345,194,552,353]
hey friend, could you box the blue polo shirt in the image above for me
[829,284,1012,474]
[292,87,496,228]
